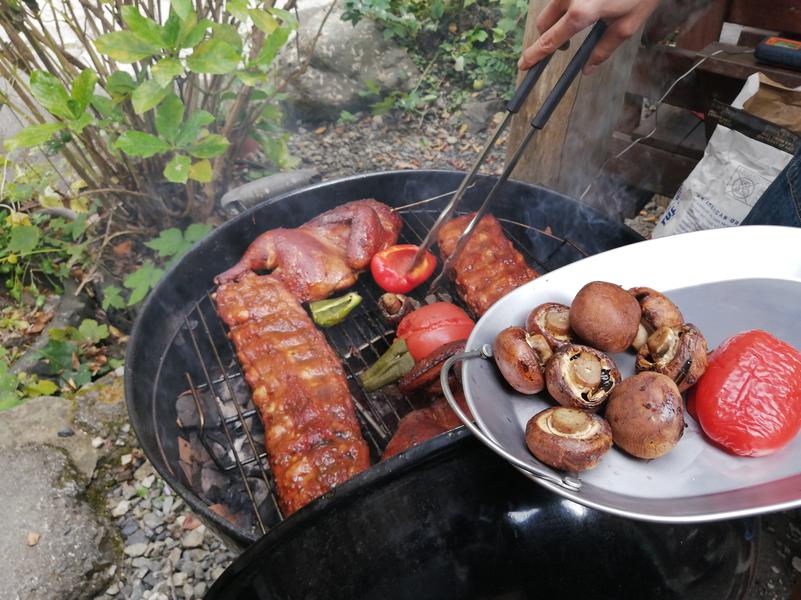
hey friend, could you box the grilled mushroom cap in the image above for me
[629,287,684,350]
[544,344,621,411]
[378,293,421,325]
[635,323,709,392]
[493,327,552,394]
[525,302,576,349]
[605,372,684,459]
[570,281,641,352]
[525,407,613,472]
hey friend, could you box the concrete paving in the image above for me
[0,446,116,600]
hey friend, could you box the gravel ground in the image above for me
[98,111,801,599]
[284,109,509,180]
[97,430,236,599]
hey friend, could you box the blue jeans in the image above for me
[741,148,801,227]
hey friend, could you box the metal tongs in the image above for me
[412,21,607,292]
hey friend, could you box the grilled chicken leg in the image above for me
[215,199,401,302]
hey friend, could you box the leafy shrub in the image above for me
[102,223,213,309]
[0,206,92,303]
[0,0,303,226]
[343,0,529,97]
[0,318,120,410]
[0,347,58,411]
[35,318,121,390]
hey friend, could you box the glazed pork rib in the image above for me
[437,213,539,316]
[215,199,402,302]
[213,272,370,516]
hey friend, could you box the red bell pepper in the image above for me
[694,330,801,457]
[371,244,436,294]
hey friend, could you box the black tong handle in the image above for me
[531,20,607,129]
[506,54,553,114]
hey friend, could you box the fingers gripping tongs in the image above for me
[412,21,607,292]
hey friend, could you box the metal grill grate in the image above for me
[174,209,588,536]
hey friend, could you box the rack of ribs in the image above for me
[437,213,538,316]
[213,272,370,516]
[215,199,402,302]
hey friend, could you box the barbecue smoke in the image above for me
[507,0,717,222]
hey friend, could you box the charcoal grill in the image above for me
[125,170,756,598]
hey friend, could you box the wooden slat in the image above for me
[698,43,801,88]
[629,45,702,110]
[604,132,699,197]
[728,0,801,36]
[676,0,729,50]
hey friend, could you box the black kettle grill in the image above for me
[124,170,757,599]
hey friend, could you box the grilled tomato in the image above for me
[397,302,474,361]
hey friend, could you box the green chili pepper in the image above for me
[359,338,415,392]
[309,292,362,327]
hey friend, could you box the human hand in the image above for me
[518,0,662,74]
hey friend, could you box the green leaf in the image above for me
[151,57,183,88]
[155,93,184,144]
[29,71,73,120]
[162,14,181,48]
[114,131,170,157]
[187,134,229,159]
[180,18,212,48]
[70,69,98,116]
[132,79,170,114]
[68,112,93,134]
[7,225,41,254]
[101,285,126,311]
[63,363,92,388]
[4,122,64,151]
[497,17,518,33]
[91,95,116,118]
[121,5,165,47]
[170,0,193,21]
[163,154,191,183]
[95,31,161,63]
[186,39,240,74]
[144,223,211,263]
[249,8,277,33]
[105,71,137,96]
[0,362,20,411]
[184,222,212,243]
[144,227,184,256]
[22,377,58,397]
[188,159,212,182]
[227,0,249,21]
[469,29,488,42]
[123,262,165,305]
[174,110,214,148]
[235,70,267,86]
[211,23,243,52]
[36,339,77,376]
[261,133,299,169]
[77,319,109,344]
[254,26,291,67]
[269,7,299,29]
